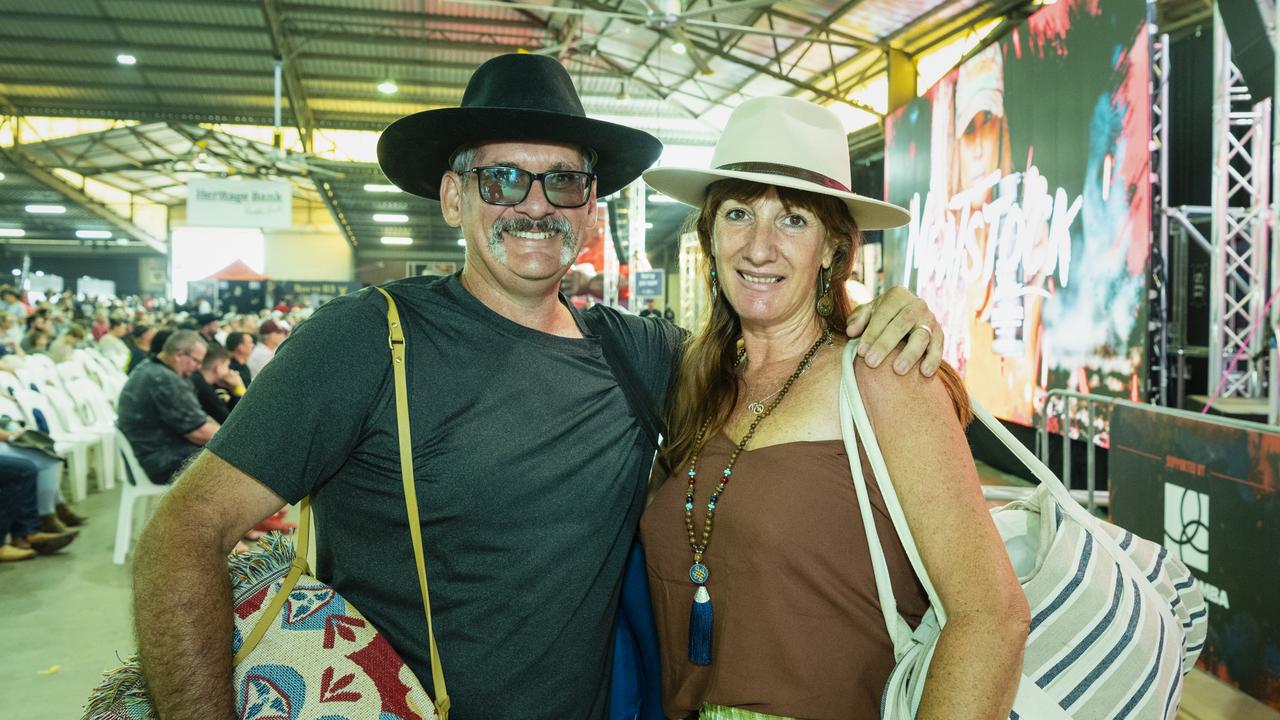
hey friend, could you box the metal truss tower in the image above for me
[1209,11,1273,400]
[1149,30,1170,405]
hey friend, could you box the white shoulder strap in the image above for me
[839,342,943,652]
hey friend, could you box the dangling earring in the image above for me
[816,266,833,317]
[709,262,719,299]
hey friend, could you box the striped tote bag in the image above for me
[838,343,1208,719]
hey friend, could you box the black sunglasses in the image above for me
[466,166,596,208]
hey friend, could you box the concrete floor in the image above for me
[5,484,136,718]
[6,468,1278,719]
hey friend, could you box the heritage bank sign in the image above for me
[186,178,293,229]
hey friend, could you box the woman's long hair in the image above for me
[659,179,971,481]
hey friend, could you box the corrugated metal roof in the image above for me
[0,0,1208,255]
[106,0,264,27]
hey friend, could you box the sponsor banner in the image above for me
[882,0,1151,426]
[1110,404,1280,709]
[268,280,362,309]
[187,178,293,228]
[634,269,665,298]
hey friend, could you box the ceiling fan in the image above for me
[446,0,860,75]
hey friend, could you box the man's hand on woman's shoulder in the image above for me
[845,285,943,377]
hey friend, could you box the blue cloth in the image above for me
[0,445,59,512]
[0,443,61,514]
[610,542,664,720]
[0,452,40,538]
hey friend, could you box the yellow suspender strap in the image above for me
[374,286,451,720]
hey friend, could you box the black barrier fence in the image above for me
[1108,403,1280,711]
[969,416,1110,494]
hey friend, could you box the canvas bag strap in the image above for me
[842,342,1180,717]
[844,339,1169,608]
[841,338,1164,619]
[838,342,941,650]
[966,400,1178,622]
[234,496,314,665]
[842,344,1076,720]
[374,285,451,720]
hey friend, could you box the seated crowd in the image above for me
[0,286,308,561]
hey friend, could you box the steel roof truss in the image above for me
[0,146,165,253]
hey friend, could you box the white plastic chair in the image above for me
[23,354,64,389]
[0,395,26,430]
[74,349,127,406]
[12,366,47,393]
[85,346,129,380]
[73,376,121,486]
[0,370,22,396]
[66,376,117,422]
[113,429,172,565]
[42,381,114,490]
[56,357,91,386]
[11,387,94,501]
[67,374,125,496]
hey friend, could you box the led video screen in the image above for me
[882,0,1152,426]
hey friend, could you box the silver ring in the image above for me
[913,323,934,338]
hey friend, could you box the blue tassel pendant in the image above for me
[688,585,713,665]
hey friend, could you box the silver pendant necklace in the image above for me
[738,336,830,415]
[747,389,784,415]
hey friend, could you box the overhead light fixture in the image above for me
[671,41,687,55]
[0,229,25,238]
[645,222,654,229]
[116,53,137,65]
[0,172,6,181]
[25,204,66,214]
[116,237,130,245]
[380,236,413,245]
[8,269,18,277]
[378,79,399,95]
[456,238,467,247]
[373,213,409,223]
[76,229,113,239]
[364,183,401,193]
[648,194,678,204]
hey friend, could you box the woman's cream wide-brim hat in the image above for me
[643,96,911,231]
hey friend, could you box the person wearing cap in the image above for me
[195,312,220,346]
[131,54,945,720]
[640,97,1027,720]
[246,318,289,379]
[952,44,1011,210]
[947,44,1041,425]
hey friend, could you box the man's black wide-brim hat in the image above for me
[377,54,663,201]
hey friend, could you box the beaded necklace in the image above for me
[681,328,832,665]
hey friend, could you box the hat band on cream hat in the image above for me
[716,161,853,192]
[643,96,910,231]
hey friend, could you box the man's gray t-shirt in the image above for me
[207,274,682,719]
[117,356,206,482]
